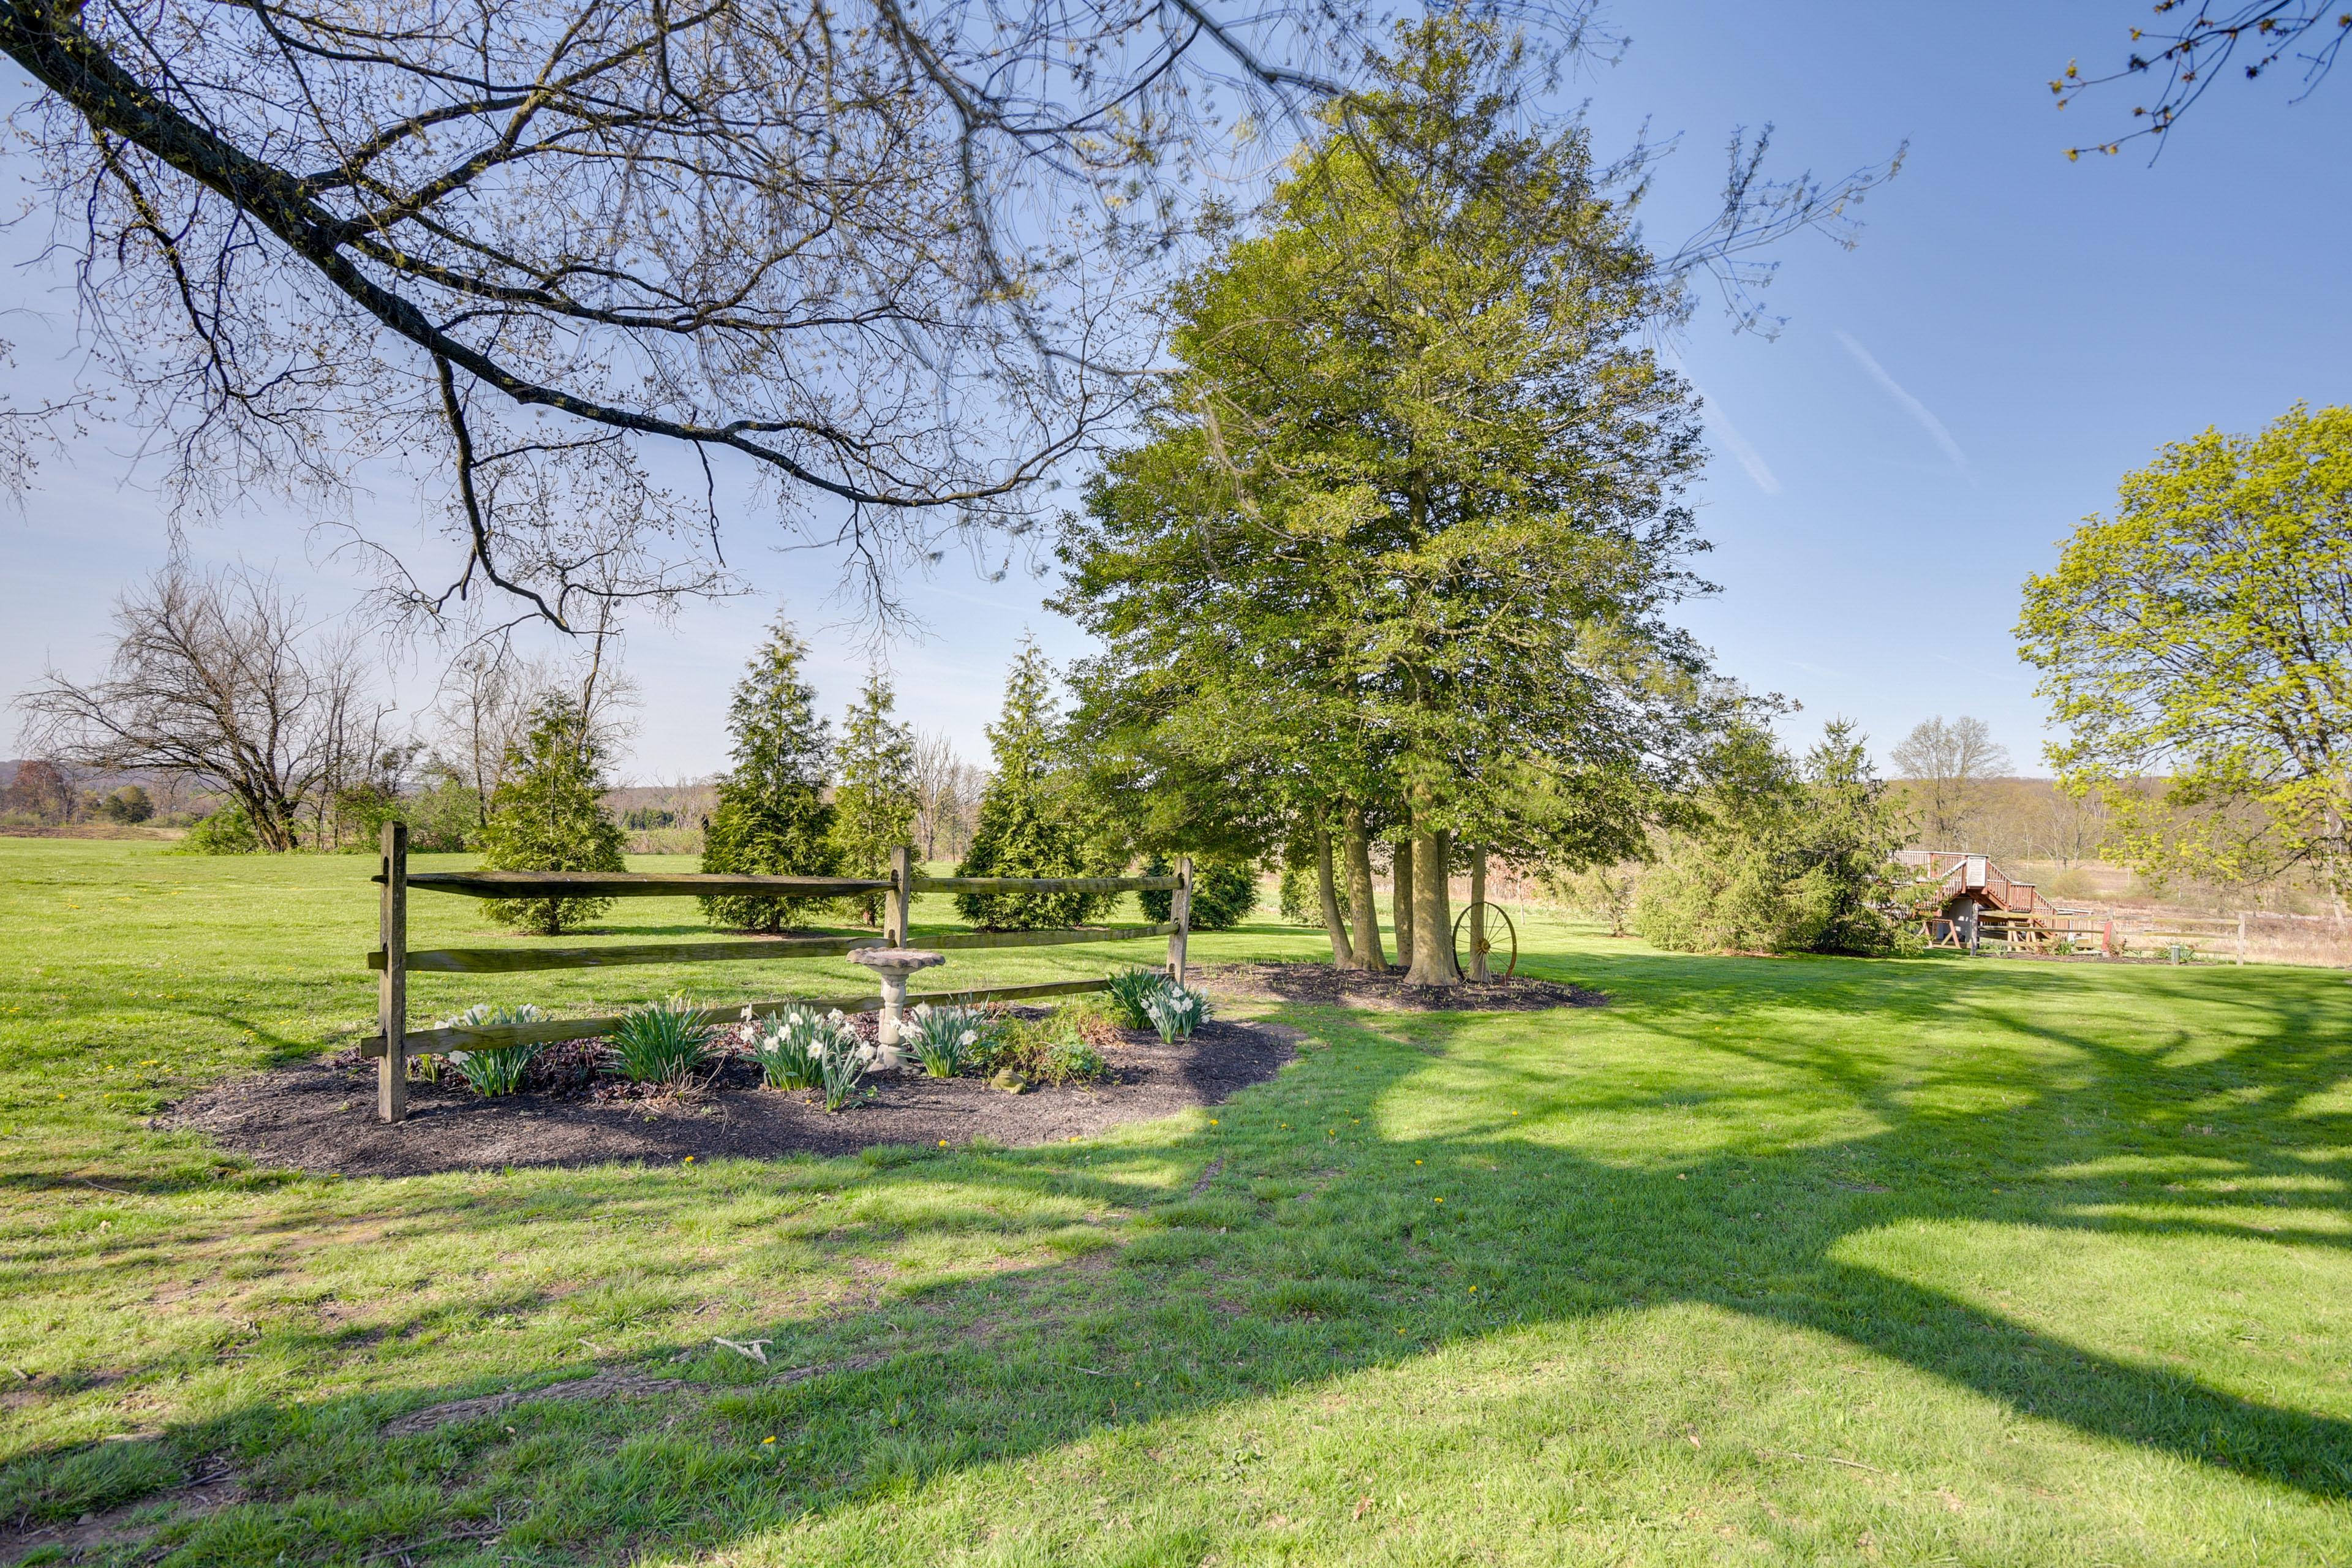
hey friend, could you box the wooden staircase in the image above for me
[1893,850,2086,948]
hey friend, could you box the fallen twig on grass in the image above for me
[383,1370,688,1436]
[1755,1447,1891,1476]
[714,1336,772,1365]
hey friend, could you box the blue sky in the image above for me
[4,1,2348,782]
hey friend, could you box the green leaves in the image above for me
[2018,402,2352,893]
[955,639,1110,929]
[702,615,841,932]
[477,695,628,935]
[1058,15,1724,879]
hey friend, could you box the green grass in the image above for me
[2,837,2349,1564]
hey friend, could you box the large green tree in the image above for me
[1058,17,1722,986]
[475,694,628,935]
[701,615,840,932]
[833,669,918,925]
[2018,402,2352,895]
[956,639,1108,930]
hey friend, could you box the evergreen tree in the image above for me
[1636,722,1913,957]
[476,694,628,935]
[701,615,840,931]
[1057,17,1722,984]
[956,639,1107,929]
[832,669,918,925]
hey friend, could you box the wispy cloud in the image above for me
[1833,330,1967,471]
[1678,369,1782,496]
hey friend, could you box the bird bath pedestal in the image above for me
[849,948,946,1066]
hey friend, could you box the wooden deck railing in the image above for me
[363,825,1192,1123]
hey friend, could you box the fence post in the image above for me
[2237,910,2247,965]
[377,820,407,1124]
[887,845,913,948]
[1169,854,1192,987]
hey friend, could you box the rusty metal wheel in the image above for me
[1451,901,1518,979]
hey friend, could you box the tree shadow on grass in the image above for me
[6,948,2350,1561]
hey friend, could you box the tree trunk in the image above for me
[1392,837,1415,972]
[1343,809,1388,971]
[1467,842,1490,981]
[1315,827,1357,968]
[1406,826,1460,986]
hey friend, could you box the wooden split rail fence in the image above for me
[1972,907,2258,962]
[363,823,1192,1123]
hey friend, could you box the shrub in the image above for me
[902,1004,989,1078]
[1637,720,1910,957]
[403,774,483,852]
[609,997,714,1084]
[176,801,260,854]
[970,1008,1112,1087]
[435,1003,550,1095]
[1276,863,1317,925]
[744,1005,854,1090]
[1140,855,1259,930]
[1104,967,1169,1030]
[1142,984,1207,1042]
[95,785,153,824]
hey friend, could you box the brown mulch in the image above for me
[1191,962,1605,1013]
[163,1018,1300,1178]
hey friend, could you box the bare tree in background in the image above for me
[911,728,986,862]
[15,564,385,850]
[427,632,638,821]
[427,645,560,826]
[0,0,1898,631]
[1890,715,2011,848]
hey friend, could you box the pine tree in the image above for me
[476,695,628,935]
[701,615,840,931]
[832,669,918,925]
[955,639,1106,929]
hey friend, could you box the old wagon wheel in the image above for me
[1451,901,1518,979]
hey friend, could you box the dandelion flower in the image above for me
[939,1140,949,1147]
[763,1436,777,1444]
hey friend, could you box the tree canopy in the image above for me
[1059,16,1737,982]
[0,0,1893,628]
[2018,402,2352,894]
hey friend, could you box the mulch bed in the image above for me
[164,1016,1300,1178]
[1191,962,1605,1013]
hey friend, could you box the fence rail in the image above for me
[367,935,888,974]
[362,826,1192,1123]
[910,874,1180,894]
[387,870,894,899]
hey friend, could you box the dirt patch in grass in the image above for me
[0,823,182,840]
[163,1019,1298,1178]
[1191,962,1605,1012]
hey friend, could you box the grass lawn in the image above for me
[2,836,2348,1566]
